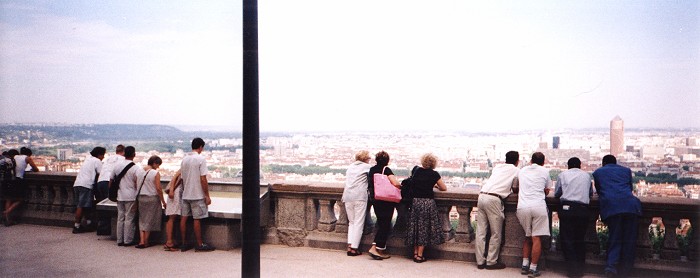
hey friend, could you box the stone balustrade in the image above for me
[10,173,700,276]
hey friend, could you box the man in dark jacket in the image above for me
[592,155,642,277]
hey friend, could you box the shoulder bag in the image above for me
[400,166,419,206]
[373,166,401,203]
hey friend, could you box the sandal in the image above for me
[163,244,179,251]
[413,255,426,263]
[135,244,148,249]
[346,248,362,256]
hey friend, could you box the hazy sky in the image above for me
[1,1,698,132]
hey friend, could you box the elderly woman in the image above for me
[135,155,167,249]
[341,150,372,256]
[367,151,402,260]
[405,153,447,263]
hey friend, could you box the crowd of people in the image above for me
[0,142,643,275]
[0,138,216,253]
[344,150,641,278]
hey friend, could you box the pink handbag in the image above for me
[373,166,401,203]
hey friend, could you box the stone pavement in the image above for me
[0,224,574,278]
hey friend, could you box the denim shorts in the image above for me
[74,186,93,208]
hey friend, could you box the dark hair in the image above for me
[602,155,617,166]
[124,146,136,159]
[116,144,125,153]
[20,147,32,156]
[192,138,205,150]
[375,151,390,166]
[567,157,581,169]
[7,149,19,157]
[147,155,162,166]
[90,147,106,158]
[2,151,7,156]
[505,151,519,165]
[531,152,545,166]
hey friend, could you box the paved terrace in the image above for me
[0,224,565,278]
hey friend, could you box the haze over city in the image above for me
[1,1,698,132]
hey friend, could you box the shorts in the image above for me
[516,206,550,237]
[181,199,208,219]
[74,186,94,208]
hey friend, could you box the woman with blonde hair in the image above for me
[341,150,372,256]
[135,155,166,249]
[405,153,447,263]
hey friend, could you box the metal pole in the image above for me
[242,0,260,276]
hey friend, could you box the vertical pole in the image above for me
[242,0,260,277]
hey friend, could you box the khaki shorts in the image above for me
[516,206,550,237]
[181,199,209,219]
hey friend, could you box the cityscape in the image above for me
[1,116,699,200]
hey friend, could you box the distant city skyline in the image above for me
[1,1,699,132]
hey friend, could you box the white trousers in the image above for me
[345,200,367,249]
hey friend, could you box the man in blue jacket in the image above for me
[592,155,642,277]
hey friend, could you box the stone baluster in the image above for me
[336,200,348,233]
[438,204,454,241]
[65,184,76,213]
[455,205,473,243]
[304,198,318,231]
[317,199,337,232]
[50,184,62,212]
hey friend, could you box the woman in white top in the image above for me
[341,150,372,256]
[135,155,166,249]
[3,147,39,226]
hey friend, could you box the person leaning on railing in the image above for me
[405,153,447,263]
[341,150,372,256]
[367,151,402,260]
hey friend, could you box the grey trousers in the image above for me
[475,194,505,265]
[117,201,137,244]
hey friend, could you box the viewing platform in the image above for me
[2,172,699,277]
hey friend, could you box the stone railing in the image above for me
[269,181,700,276]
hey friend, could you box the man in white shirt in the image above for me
[72,147,106,234]
[111,146,143,246]
[516,152,551,277]
[476,151,520,270]
[179,138,215,252]
[95,144,125,235]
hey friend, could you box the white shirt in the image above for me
[517,164,552,209]
[481,163,519,199]
[137,169,159,196]
[341,161,372,202]
[98,155,125,182]
[112,159,143,202]
[181,152,208,200]
[73,156,103,189]
[14,155,28,178]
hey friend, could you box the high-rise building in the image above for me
[610,115,624,156]
[553,136,560,149]
[57,148,73,161]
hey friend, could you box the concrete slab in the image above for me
[0,224,575,278]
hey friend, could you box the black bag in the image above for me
[108,162,135,202]
[400,166,419,206]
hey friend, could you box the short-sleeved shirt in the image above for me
[98,155,125,182]
[112,160,143,202]
[181,152,208,200]
[517,164,551,210]
[555,168,592,204]
[411,167,441,199]
[481,163,519,199]
[367,165,395,200]
[14,155,28,178]
[73,156,103,190]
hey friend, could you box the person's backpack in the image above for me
[400,166,419,207]
[0,156,15,185]
[108,162,135,202]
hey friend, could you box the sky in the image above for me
[1,0,698,133]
